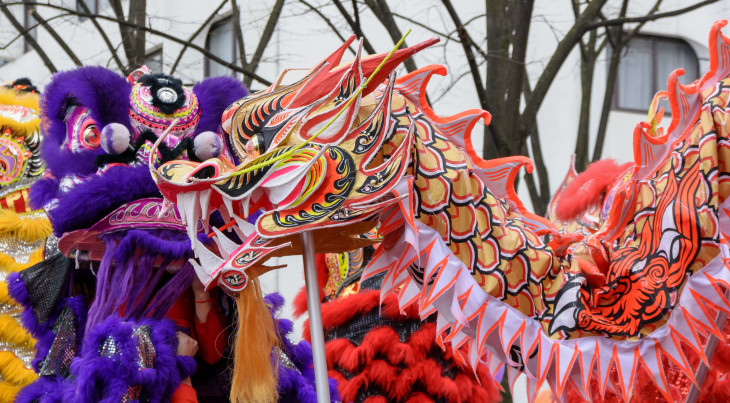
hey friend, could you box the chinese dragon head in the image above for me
[154,20,730,401]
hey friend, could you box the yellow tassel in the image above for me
[0,248,45,274]
[0,209,52,244]
[0,315,35,349]
[0,89,39,111]
[0,88,40,139]
[230,278,281,403]
[0,351,37,386]
[0,380,22,403]
[0,283,13,306]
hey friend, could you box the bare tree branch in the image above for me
[170,0,226,75]
[245,0,285,87]
[30,7,82,66]
[0,0,57,73]
[3,1,272,85]
[229,0,247,68]
[0,12,69,50]
[298,0,356,55]
[440,0,487,112]
[592,0,662,162]
[364,0,416,72]
[520,0,607,144]
[77,0,125,72]
[586,0,719,30]
[332,0,376,54]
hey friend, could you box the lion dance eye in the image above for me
[244,134,266,159]
[82,124,101,148]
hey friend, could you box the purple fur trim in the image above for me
[40,67,132,178]
[192,76,248,134]
[46,164,160,236]
[14,375,68,403]
[70,317,193,403]
[143,262,194,319]
[267,293,340,403]
[6,272,57,370]
[28,176,60,210]
[86,230,193,332]
[113,229,192,263]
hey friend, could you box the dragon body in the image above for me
[154,21,730,401]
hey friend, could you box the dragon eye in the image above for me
[245,134,266,159]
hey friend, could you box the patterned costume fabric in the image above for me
[0,79,51,402]
[151,20,730,401]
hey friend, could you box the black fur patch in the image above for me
[137,74,186,115]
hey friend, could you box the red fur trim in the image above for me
[292,254,345,318]
[322,321,500,402]
[303,291,418,340]
[293,287,308,318]
[554,159,631,222]
[304,289,500,402]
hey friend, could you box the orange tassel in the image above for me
[230,277,281,403]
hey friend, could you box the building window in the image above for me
[205,18,238,78]
[23,3,37,53]
[614,35,699,112]
[76,0,111,16]
[145,48,163,74]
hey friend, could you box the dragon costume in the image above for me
[151,21,730,401]
[8,66,335,402]
[0,79,51,402]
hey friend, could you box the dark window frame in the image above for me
[144,47,164,74]
[612,34,699,114]
[23,2,37,53]
[204,17,239,78]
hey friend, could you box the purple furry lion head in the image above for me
[31,65,247,245]
[29,64,247,330]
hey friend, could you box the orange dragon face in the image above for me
[151,37,438,293]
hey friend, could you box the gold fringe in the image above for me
[0,89,39,111]
[0,380,22,403]
[0,248,45,274]
[0,89,40,139]
[0,315,35,349]
[230,278,281,403]
[0,351,37,386]
[0,283,13,306]
[0,209,52,243]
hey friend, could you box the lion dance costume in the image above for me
[149,20,730,402]
[8,66,335,402]
[0,79,51,402]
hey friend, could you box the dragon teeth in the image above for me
[198,189,212,232]
[189,259,213,287]
[211,226,239,255]
[176,192,200,252]
[194,238,225,270]
[222,197,234,219]
[241,196,251,217]
[233,214,255,238]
